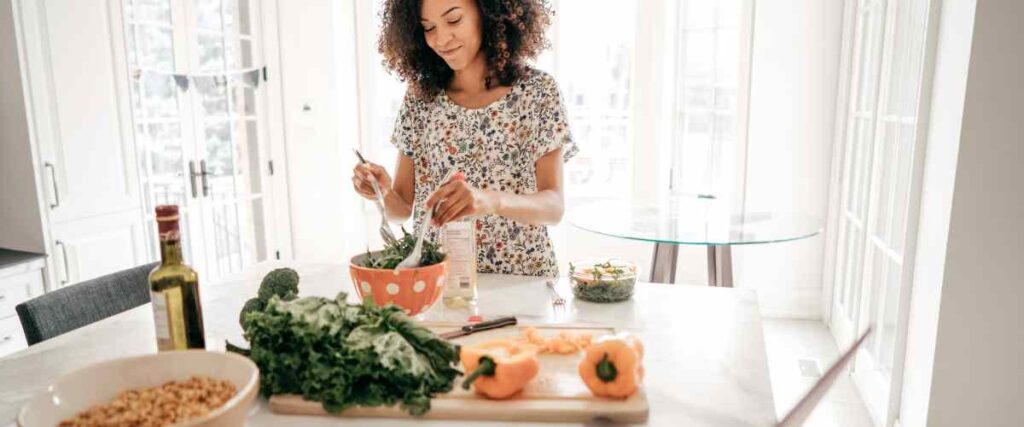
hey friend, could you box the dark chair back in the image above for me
[16,262,157,345]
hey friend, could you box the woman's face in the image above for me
[420,0,483,71]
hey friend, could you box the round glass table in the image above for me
[567,197,823,286]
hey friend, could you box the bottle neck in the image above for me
[159,237,184,265]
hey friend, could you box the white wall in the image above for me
[273,0,366,263]
[738,0,844,317]
[898,0,976,424]
[918,0,1024,425]
[0,0,45,253]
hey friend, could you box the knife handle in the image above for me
[462,316,517,333]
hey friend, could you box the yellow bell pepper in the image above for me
[460,339,540,399]
[578,333,644,398]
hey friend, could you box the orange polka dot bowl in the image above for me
[349,251,448,316]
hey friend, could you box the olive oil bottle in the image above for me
[149,205,206,351]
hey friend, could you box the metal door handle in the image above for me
[45,162,60,208]
[188,160,199,198]
[56,240,70,286]
[200,160,210,197]
[0,335,11,343]
[0,294,6,302]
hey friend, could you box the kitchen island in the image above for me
[0,262,776,426]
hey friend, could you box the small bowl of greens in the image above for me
[350,230,448,316]
[569,259,639,303]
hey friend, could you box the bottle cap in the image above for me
[155,205,180,222]
[155,205,181,240]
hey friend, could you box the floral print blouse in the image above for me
[391,67,578,278]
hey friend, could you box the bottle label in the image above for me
[151,288,187,351]
[151,292,170,340]
[444,220,477,299]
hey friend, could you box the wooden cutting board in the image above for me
[268,323,649,423]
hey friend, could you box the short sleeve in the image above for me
[530,73,578,163]
[390,89,421,158]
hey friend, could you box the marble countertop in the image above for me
[0,262,776,426]
[0,248,45,270]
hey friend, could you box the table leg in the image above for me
[706,246,734,287]
[649,243,679,284]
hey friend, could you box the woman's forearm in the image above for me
[384,190,413,223]
[487,188,564,226]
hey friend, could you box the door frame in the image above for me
[822,0,942,425]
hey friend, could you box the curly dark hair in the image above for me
[378,0,552,99]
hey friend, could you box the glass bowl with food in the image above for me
[569,259,639,303]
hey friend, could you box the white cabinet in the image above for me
[50,212,148,287]
[35,0,141,223]
[0,258,46,357]
[8,0,150,288]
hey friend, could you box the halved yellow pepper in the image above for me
[578,333,644,398]
[460,339,540,399]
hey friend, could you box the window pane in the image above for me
[235,120,262,194]
[682,1,716,29]
[230,79,256,115]
[128,0,171,23]
[204,121,234,178]
[137,26,174,70]
[141,74,179,117]
[196,0,224,30]
[226,38,253,69]
[557,0,637,203]
[147,123,184,176]
[198,34,226,71]
[224,0,252,36]
[673,0,745,197]
[199,81,229,116]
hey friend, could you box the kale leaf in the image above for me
[239,293,460,416]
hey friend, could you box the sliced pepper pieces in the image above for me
[578,333,644,398]
[460,339,540,399]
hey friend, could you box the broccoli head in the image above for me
[257,267,299,302]
[239,297,266,330]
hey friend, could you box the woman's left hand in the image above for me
[426,177,499,226]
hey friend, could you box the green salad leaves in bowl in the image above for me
[569,259,639,303]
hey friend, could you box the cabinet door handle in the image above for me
[0,335,11,343]
[188,160,199,198]
[200,160,210,197]
[56,240,70,286]
[0,294,6,302]
[45,162,60,209]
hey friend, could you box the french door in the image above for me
[123,0,276,281]
[828,0,935,425]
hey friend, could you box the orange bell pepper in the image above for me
[460,339,540,399]
[578,333,644,398]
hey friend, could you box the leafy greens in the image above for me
[234,292,461,415]
[358,228,446,270]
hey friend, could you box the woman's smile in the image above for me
[440,45,462,57]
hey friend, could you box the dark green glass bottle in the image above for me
[149,205,206,351]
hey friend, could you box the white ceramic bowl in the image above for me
[18,350,259,427]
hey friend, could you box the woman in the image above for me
[352,0,576,277]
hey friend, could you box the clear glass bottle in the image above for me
[442,217,478,307]
[149,205,206,351]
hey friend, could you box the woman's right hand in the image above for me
[352,162,393,201]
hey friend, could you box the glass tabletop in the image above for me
[567,197,823,246]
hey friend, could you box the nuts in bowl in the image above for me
[18,351,258,427]
[569,260,639,303]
